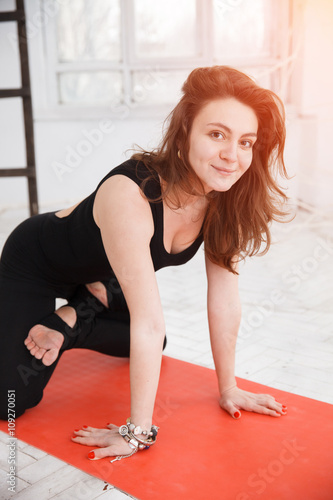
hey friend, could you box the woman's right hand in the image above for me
[72,424,133,460]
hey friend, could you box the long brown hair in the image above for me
[132,66,289,273]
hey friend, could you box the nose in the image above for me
[219,141,238,163]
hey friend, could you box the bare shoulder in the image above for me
[93,174,160,317]
[93,174,153,237]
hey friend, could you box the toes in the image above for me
[24,340,36,350]
[34,348,46,360]
[26,341,55,365]
[42,348,59,366]
[29,345,39,356]
[24,325,63,365]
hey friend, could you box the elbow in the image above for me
[131,316,166,340]
[148,319,166,339]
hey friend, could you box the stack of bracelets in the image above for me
[110,418,159,463]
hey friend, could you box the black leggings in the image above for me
[0,230,165,420]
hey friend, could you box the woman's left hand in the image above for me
[219,386,287,419]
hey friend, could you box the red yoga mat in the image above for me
[1,349,332,500]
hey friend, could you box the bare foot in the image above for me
[85,281,108,308]
[24,325,64,366]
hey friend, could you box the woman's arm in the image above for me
[72,175,165,460]
[205,255,287,419]
[95,175,166,430]
[205,254,240,396]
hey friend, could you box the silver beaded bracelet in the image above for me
[110,420,159,463]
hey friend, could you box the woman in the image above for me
[0,66,288,461]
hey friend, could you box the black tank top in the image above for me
[39,159,203,285]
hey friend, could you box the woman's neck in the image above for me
[160,177,209,214]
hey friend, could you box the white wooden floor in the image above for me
[0,206,332,500]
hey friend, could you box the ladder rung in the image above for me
[0,1,39,216]
[0,88,30,98]
[0,167,36,178]
[0,10,24,22]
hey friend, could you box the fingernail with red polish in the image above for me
[106,422,111,426]
[88,451,95,460]
[282,405,287,409]
[74,429,79,432]
[234,411,240,419]
[83,425,88,428]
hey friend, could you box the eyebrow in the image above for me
[206,122,257,138]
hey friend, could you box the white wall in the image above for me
[33,117,163,207]
[0,0,332,212]
[290,0,333,209]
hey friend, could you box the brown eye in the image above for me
[241,140,253,149]
[210,131,224,140]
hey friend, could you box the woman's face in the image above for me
[187,97,258,193]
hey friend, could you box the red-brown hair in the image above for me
[132,66,289,273]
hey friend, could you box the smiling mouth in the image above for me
[211,165,235,175]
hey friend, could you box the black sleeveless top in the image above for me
[39,159,203,286]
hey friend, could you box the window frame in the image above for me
[38,0,292,121]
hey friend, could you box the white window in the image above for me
[42,0,291,117]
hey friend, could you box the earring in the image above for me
[177,150,181,159]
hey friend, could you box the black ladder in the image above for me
[0,0,38,216]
